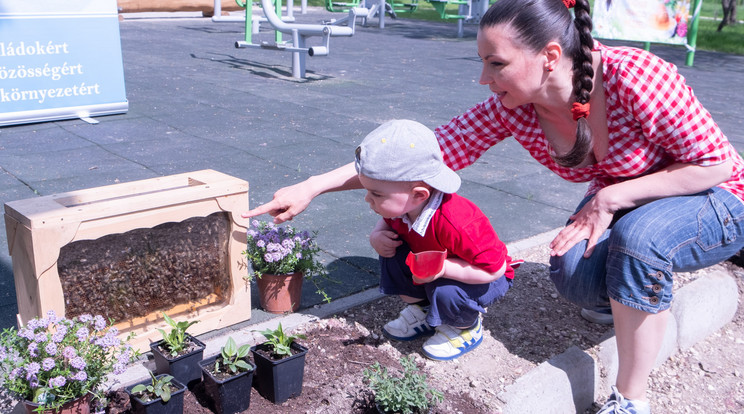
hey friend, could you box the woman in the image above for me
[244,0,744,412]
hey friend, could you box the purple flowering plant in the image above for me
[243,220,332,303]
[0,311,136,411]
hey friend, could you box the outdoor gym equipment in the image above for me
[326,0,362,13]
[334,0,415,28]
[388,0,419,15]
[225,0,300,40]
[428,0,490,37]
[353,0,490,37]
[357,0,399,29]
[211,0,306,23]
[235,0,366,78]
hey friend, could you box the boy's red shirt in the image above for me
[385,193,514,279]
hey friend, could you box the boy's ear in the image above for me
[412,185,431,203]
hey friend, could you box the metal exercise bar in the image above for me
[235,0,364,78]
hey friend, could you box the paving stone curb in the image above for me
[499,269,739,414]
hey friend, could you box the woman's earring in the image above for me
[547,67,554,72]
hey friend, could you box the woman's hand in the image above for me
[242,181,315,224]
[370,223,402,257]
[242,162,362,223]
[550,160,735,258]
[550,193,614,258]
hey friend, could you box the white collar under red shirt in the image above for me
[398,190,444,237]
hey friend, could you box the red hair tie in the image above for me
[571,102,590,120]
[563,0,576,8]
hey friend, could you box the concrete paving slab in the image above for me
[0,181,36,319]
[0,127,95,155]
[296,193,380,256]
[58,117,187,145]
[238,134,359,176]
[26,167,159,197]
[2,147,133,184]
[486,170,587,212]
[0,304,17,334]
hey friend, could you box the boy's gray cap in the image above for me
[354,119,461,194]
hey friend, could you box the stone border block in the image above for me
[671,270,738,350]
[500,346,596,414]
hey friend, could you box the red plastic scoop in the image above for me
[405,249,447,279]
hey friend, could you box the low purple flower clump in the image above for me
[0,310,135,411]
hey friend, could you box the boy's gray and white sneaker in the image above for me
[382,304,435,341]
[422,316,483,361]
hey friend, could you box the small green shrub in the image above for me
[257,323,306,358]
[156,313,199,357]
[215,337,253,374]
[363,355,443,414]
[131,371,176,403]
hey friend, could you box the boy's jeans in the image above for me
[380,243,511,327]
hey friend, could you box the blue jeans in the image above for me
[379,243,511,327]
[550,187,744,313]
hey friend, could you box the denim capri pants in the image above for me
[379,243,511,328]
[550,187,744,314]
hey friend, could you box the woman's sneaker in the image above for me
[421,316,482,361]
[581,308,614,325]
[596,386,651,414]
[382,304,435,341]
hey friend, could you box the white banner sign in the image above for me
[0,0,128,126]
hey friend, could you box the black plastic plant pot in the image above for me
[150,334,206,388]
[198,355,256,414]
[250,341,308,404]
[126,374,186,414]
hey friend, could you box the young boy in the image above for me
[355,119,517,361]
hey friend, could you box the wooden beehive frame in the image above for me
[4,169,251,351]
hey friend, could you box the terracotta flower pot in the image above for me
[256,272,304,314]
[23,393,91,414]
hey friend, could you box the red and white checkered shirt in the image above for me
[435,42,744,202]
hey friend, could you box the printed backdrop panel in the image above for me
[592,0,691,45]
[0,0,127,126]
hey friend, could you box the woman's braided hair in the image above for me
[480,0,596,167]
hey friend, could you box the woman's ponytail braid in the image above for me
[480,0,598,167]
[552,0,596,168]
